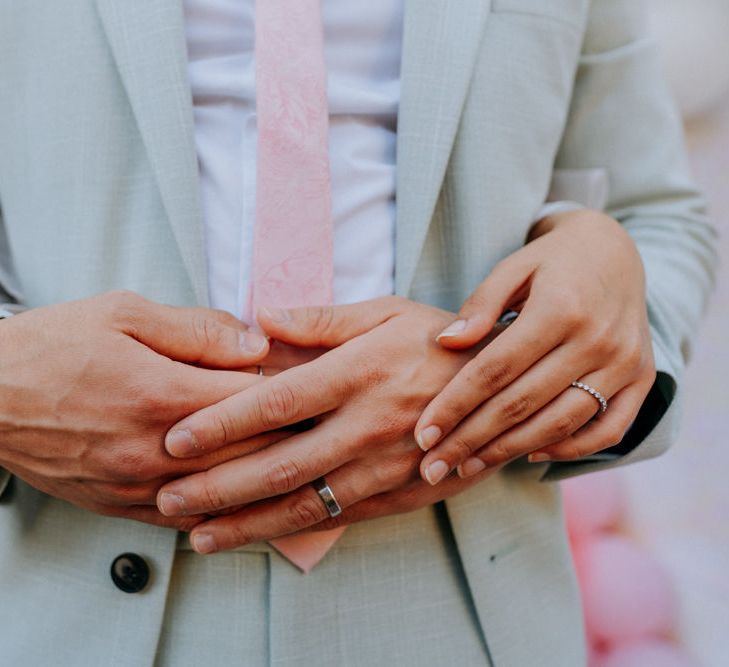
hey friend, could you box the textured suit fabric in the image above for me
[158,506,492,667]
[0,0,717,664]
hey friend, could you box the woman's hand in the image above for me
[155,298,498,553]
[414,209,656,481]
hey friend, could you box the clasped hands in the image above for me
[155,210,657,553]
[0,209,656,553]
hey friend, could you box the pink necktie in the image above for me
[251,0,345,572]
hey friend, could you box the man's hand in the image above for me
[155,297,498,553]
[0,290,280,529]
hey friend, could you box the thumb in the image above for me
[256,296,405,348]
[436,256,534,350]
[111,292,270,368]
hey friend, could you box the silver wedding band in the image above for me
[571,380,608,414]
[313,477,342,518]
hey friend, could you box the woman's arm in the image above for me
[415,0,718,482]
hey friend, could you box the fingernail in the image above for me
[165,429,197,457]
[424,460,449,485]
[192,533,217,554]
[436,319,467,340]
[158,492,186,517]
[528,452,552,463]
[259,307,291,323]
[239,331,268,354]
[457,457,487,478]
[416,425,443,451]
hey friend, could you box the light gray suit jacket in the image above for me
[0,0,717,664]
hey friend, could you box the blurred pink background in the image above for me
[617,2,729,664]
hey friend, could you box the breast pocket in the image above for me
[467,0,587,168]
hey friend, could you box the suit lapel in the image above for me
[95,0,209,305]
[395,0,491,296]
[444,465,585,664]
[95,0,491,304]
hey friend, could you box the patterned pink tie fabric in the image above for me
[252,0,345,572]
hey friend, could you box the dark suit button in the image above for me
[111,553,150,593]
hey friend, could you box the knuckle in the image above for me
[621,341,645,374]
[584,326,616,358]
[228,523,255,548]
[368,459,393,488]
[475,358,512,392]
[112,447,155,483]
[381,295,406,313]
[551,295,585,330]
[256,384,304,429]
[558,441,584,460]
[192,314,227,350]
[201,474,229,512]
[180,410,233,453]
[306,305,335,340]
[499,394,533,424]
[393,450,421,483]
[131,384,169,420]
[450,435,478,459]
[205,410,233,449]
[103,482,155,506]
[262,458,305,495]
[286,495,326,528]
[551,413,581,441]
[603,423,628,447]
[432,393,472,427]
[105,289,141,309]
[354,358,387,388]
[374,411,411,441]
[488,440,514,462]
[104,289,145,326]
[361,450,412,489]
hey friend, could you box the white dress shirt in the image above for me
[184,0,404,319]
[183,0,574,320]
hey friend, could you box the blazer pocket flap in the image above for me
[547,168,609,211]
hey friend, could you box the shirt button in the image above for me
[110,553,150,594]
